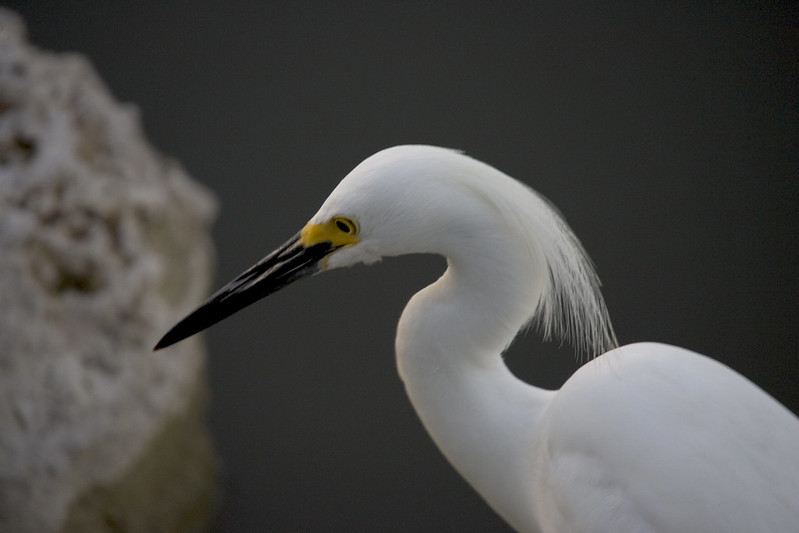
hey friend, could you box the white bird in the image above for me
[156,145,799,532]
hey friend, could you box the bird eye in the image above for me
[333,217,357,235]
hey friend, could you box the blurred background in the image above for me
[7,2,797,531]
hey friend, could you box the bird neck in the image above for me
[396,242,553,532]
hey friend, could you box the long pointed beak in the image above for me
[154,232,333,350]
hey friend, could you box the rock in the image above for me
[0,8,219,532]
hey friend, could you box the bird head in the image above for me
[154,145,473,349]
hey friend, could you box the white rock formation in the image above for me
[0,9,218,532]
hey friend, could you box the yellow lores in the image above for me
[300,216,360,249]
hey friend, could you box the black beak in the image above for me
[154,232,333,350]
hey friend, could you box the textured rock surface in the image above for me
[0,9,219,532]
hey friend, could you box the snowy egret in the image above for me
[156,145,799,532]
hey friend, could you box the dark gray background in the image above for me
[8,2,797,531]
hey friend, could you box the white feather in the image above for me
[308,146,799,532]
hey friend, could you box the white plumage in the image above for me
[157,145,799,532]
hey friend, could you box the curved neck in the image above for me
[396,243,553,532]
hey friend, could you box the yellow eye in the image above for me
[300,216,360,248]
[333,217,358,236]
